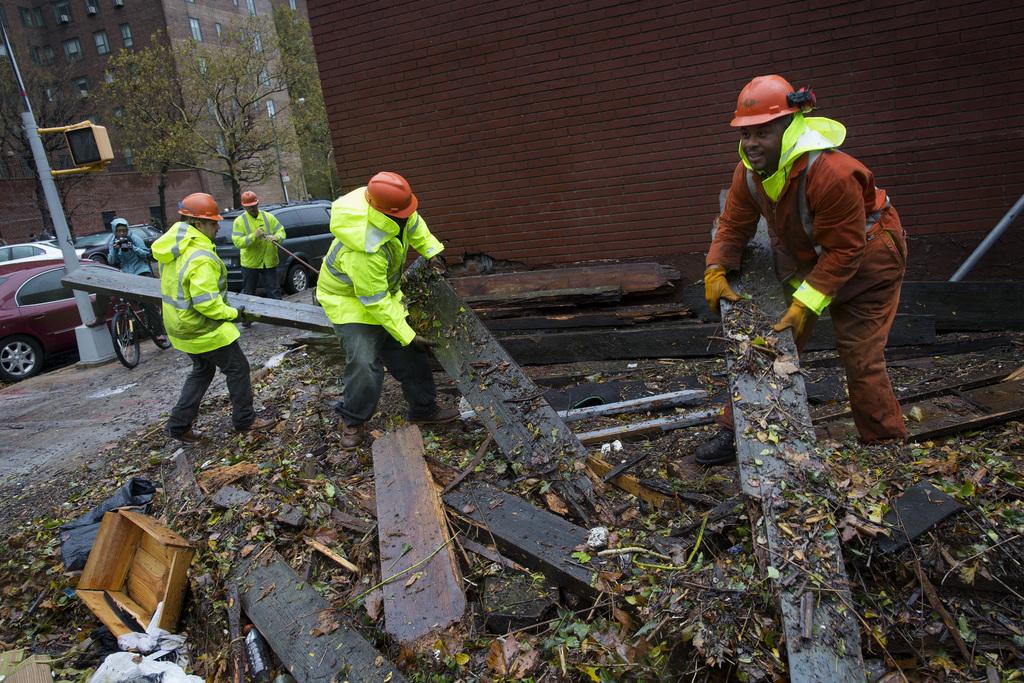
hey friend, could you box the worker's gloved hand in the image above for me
[772,300,816,340]
[236,306,260,323]
[411,334,434,352]
[428,256,449,277]
[703,265,741,315]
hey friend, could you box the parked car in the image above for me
[213,200,332,293]
[75,225,163,264]
[0,241,83,266]
[0,259,115,381]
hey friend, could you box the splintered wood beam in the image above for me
[574,408,720,445]
[61,267,332,332]
[451,262,680,298]
[495,316,935,364]
[720,225,865,682]
[371,426,466,648]
[232,551,408,683]
[459,389,708,422]
[404,259,595,522]
[443,481,596,598]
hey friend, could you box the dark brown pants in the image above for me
[718,227,908,443]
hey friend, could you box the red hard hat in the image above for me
[365,171,418,218]
[240,191,259,207]
[731,75,815,127]
[178,192,223,221]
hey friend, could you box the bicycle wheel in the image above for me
[109,310,141,368]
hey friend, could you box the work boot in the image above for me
[339,422,365,448]
[170,428,210,445]
[694,429,737,466]
[409,406,461,425]
[236,416,277,433]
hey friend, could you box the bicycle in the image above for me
[108,296,171,368]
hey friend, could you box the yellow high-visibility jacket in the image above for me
[315,187,444,345]
[231,210,285,269]
[152,221,240,354]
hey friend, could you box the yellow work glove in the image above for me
[703,265,740,315]
[772,299,816,340]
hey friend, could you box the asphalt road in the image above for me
[0,312,298,485]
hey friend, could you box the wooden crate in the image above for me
[76,510,194,637]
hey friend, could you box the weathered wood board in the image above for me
[404,260,595,521]
[721,226,865,682]
[372,426,466,647]
[232,552,408,683]
[451,262,679,298]
[61,267,331,332]
[443,481,596,598]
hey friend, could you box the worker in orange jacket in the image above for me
[698,75,908,465]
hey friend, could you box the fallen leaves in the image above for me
[486,634,539,679]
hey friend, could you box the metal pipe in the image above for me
[950,193,1024,282]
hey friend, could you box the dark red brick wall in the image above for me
[307,0,1024,278]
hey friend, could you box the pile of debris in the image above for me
[1,256,1022,682]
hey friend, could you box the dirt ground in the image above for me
[0,324,1021,682]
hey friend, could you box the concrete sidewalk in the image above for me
[0,311,299,485]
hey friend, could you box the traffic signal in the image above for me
[37,120,114,175]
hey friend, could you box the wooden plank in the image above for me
[404,259,595,521]
[305,538,360,574]
[77,512,143,590]
[495,315,935,364]
[443,482,596,598]
[75,591,132,638]
[61,267,332,333]
[685,279,1024,331]
[372,426,466,647]
[451,262,680,298]
[463,285,622,308]
[480,303,693,330]
[232,552,409,683]
[720,225,864,682]
[585,455,671,509]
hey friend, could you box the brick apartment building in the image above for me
[307,0,1024,281]
[0,0,306,242]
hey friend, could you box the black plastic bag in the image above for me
[60,478,158,571]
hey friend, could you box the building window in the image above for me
[214,22,221,38]
[62,37,82,61]
[188,16,202,41]
[103,70,113,83]
[258,67,269,86]
[245,0,255,15]
[119,22,131,47]
[45,87,55,102]
[54,2,72,24]
[252,31,262,52]
[19,7,44,27]
[265,99,275,118]
[198,57,207,74]
[75,77,88,97]
[40,45,55,64]
[288,0,296,9]
[30,46,42,63]
[84,0,99,15]
[93,30,108,54]
[123,146,133,166]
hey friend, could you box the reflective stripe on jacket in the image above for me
[152,221,239,354]
[315,187,444,345]
[709,149,901,314]
[232,210,285,269]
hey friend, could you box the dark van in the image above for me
[213,200,333,293]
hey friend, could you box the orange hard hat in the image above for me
[178,192,223,221]
[731,75,816,127]
[365,171,418,218]
[240,191,259,207]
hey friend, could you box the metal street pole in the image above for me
[1,22,114,363]
[269,111,289,203]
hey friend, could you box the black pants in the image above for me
[333,323,437,426]
[166,341,254,436]
[241,266,281,299]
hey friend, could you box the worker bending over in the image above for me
[699,75,908,465]
[317,172,458,448]
[232,190,286,303]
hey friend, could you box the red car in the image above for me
[0,259,115,381]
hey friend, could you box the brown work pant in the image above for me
[718,227,908,443]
